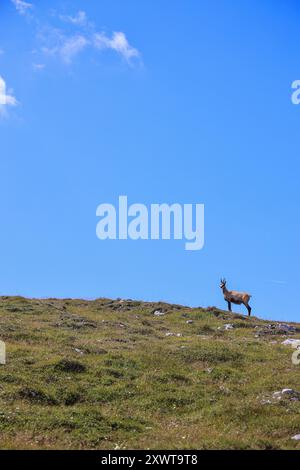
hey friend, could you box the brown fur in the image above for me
[220,279,252,316]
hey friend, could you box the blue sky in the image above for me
[1,0,300,321]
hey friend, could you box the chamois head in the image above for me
[220,278,226,289]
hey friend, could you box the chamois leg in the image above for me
[246,304,251,317]
[227,301,232,312]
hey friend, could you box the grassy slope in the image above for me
[0,296,300,450]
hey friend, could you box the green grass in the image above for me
[0,296,299,449]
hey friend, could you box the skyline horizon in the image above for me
[1,0,300,323]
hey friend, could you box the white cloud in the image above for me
[40,27,139,65]
[35,10,140,66]
[11,3,140,65]
[94,31,139,62]
[11,0,33,16]
[0,76,18,115]
[41,31,89,64]
[32,63,45,70]
[59,35,89,63]
[59,10,88,27]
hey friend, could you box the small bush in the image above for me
[54,359,86,373]
[62,391,83,406]
[18,387,57,405]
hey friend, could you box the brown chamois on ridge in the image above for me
[220,278,252,316]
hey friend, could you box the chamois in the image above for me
[220,278,252,316]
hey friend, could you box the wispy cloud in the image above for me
[59,35,89,64]
[11,0,33,16]
[0,76,18,115]
[32,63,45,70]
[40,28,90,65]
[59,10,88,27]
[13,6,141,67]
[94,31,140,62]
[38,10,140,65]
